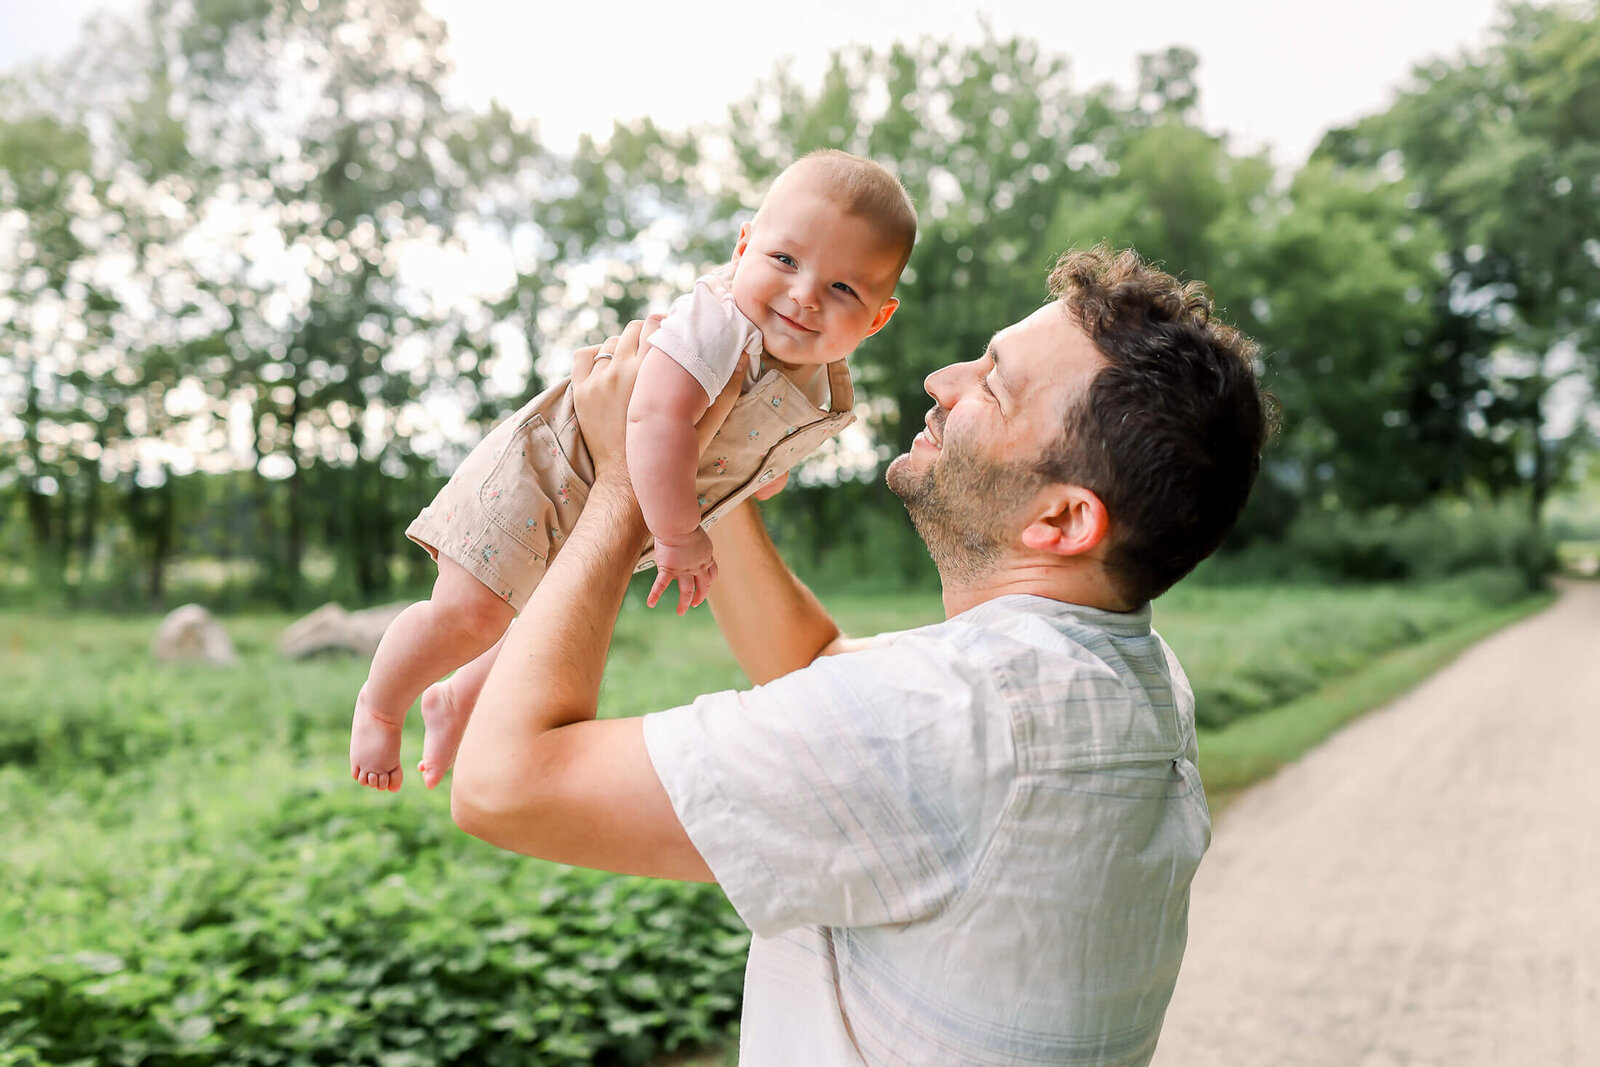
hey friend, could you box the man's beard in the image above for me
[887,435,1042,586]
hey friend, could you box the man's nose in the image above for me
[924,362,962,406]
[924,358,979,405]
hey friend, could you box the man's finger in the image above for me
[752,470,789,500]
[639,313,664,348]
[571,341,604,384]
[613,318,644,363]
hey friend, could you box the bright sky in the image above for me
[4,0,1509,168]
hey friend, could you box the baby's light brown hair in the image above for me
[762,150,918,274]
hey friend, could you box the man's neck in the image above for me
[940,557,1137,619]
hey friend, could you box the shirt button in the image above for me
[758,470,774,483]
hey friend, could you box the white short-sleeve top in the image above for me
[648,270,765,403]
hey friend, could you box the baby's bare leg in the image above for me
[417,629,508,790]
[350,557,515,792]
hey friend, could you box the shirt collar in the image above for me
[956,593,1154,638]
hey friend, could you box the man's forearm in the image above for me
[705,499,842,685]
[452,471,648,815]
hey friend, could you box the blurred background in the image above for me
[3,0,1596,608]
[2,2,1597,1064]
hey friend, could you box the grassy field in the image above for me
[0,574,1552,1065]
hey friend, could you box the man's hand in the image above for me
[571,318,651,482]
[649,527,717,615]
[574,316,745,479]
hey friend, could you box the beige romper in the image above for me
[405,360,855,611]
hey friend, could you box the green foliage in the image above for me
[0,612,751,1066]
[6,4,1592,609]
[1203,499,1554,586]
[1318,0,1600,523]
[0,788,748,1066]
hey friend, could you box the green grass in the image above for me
[0,573,1551,1065]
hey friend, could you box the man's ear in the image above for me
[864,296,899,337]
[1020,484,1111,558]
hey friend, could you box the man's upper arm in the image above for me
[451,715,715,883]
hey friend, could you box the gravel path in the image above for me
[1152,580,1600,1067]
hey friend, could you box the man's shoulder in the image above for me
[850,595,1194,767]
[860,595,1157,677]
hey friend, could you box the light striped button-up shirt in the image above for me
[642,594,1210,1066]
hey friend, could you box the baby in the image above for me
[350,149,917,791]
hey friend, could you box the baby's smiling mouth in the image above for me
[773,311,816,333]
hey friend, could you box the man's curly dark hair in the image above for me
[1039,245,1277,604]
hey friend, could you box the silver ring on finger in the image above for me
[593,351,615,360]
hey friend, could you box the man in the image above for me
[450,246,1272,1066]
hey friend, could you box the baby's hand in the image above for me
[649,528,717,615]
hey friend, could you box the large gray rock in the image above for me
[152,604,238,665]
[279,602,408,660]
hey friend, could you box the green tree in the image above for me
[1249,160,1449,509]
[1321,0,1600,527]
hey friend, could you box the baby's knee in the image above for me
[432,561,515,643]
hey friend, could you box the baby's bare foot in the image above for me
[418,680,471,791]
[350,687,405,792]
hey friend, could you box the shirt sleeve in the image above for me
[641,636,1016,938]
[648,275,764,403]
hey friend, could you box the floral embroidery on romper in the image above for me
[770,397,782,409]
[486,487,502,500]
[525,518,537,530]
[481,545,499,563]
[557,481,571,504]
[697,494,709,509]
[747,429,759,439]
[713,457,728,474]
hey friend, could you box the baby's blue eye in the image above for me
[772,253,796,267]
[832,282,857,297]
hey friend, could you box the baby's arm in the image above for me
[627,347,715,614]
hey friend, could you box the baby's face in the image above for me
[729,182,902,367]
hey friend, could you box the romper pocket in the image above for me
[480,413,591,557]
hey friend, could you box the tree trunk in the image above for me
[1529,422,1547,541]
[147,469,175,606]
[285,395,305,608]
[75,428,104,594]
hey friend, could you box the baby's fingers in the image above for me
[648,571,674,609]
[675,575,695,616]
[690,564,717,609]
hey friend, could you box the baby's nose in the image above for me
[790,276,820,309]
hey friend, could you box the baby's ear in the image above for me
[865,296,900,337]
[732,222,752,260]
